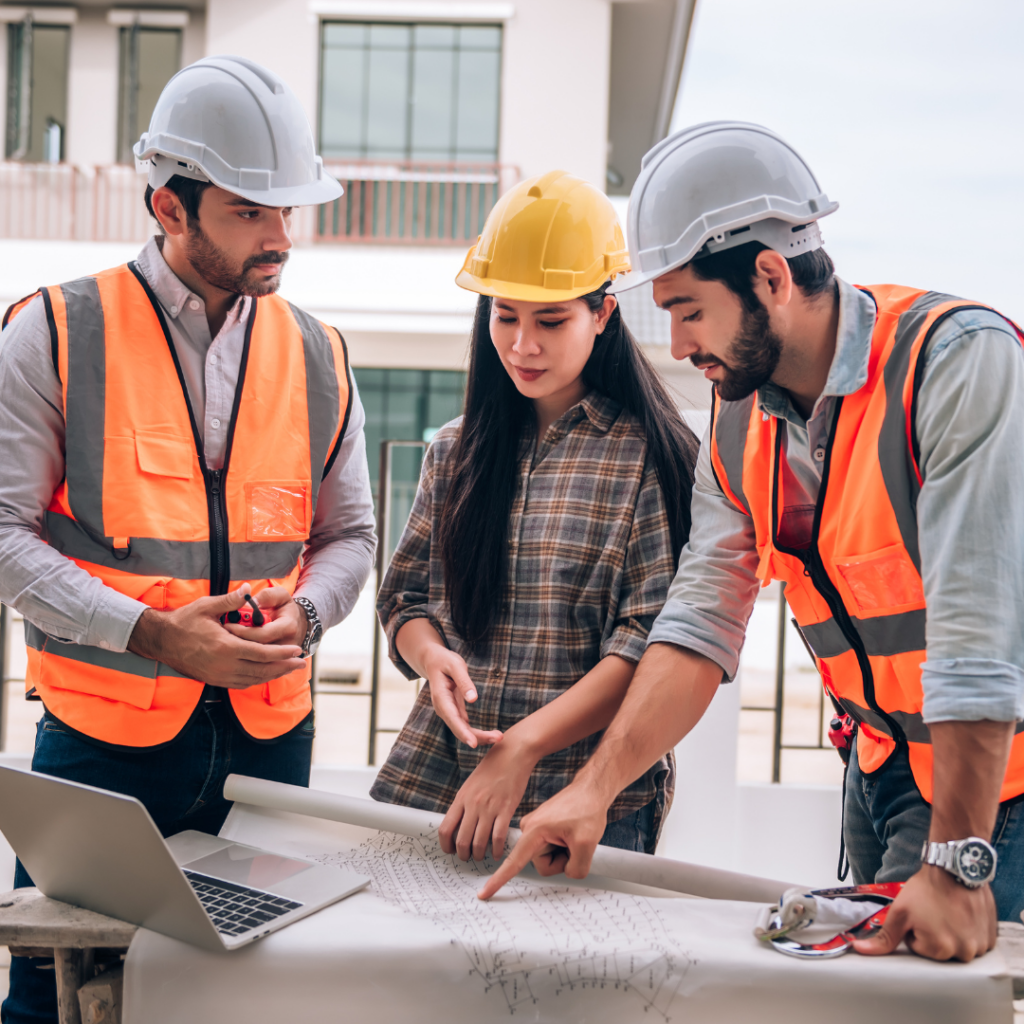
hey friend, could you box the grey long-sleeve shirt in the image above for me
[648,278,1024,725]
[0,237,376,652]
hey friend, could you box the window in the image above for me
[5,19,70,162]
[117,26,182,164]
[320,22,502,162]
[354,368,466,552]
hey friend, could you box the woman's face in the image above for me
[489,295,616,403]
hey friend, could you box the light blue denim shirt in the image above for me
[649,278,1024,724]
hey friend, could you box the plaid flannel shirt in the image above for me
[370,391,680,832]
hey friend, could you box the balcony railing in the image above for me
[0,160,519,245]
[318,160,519,246]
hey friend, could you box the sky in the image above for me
[670,0,1024,323]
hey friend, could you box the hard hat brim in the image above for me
[138,145,344,208]
[455,270,613,303]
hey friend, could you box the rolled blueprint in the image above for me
[224,774,801,904]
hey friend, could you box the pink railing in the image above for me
[0,160,519,245]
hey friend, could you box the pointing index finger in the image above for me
[477,833,546,900]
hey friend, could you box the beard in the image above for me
[693,301,783,402]
[183,225,289,297]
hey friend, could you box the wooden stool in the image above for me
[0,889,136,1024]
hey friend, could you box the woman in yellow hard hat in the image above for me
[370,170,699,861]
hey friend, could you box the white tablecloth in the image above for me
[123,803,1012,1024]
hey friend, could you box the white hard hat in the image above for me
[134,55,342,208]
[610,121,838,293]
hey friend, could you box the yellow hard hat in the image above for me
[456,170,630,302]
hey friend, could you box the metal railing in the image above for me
[318,160,518,245]
[0,162,154,242]
[740,583,830,782]
[0,160,518,246]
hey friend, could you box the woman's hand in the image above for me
[422,645,503,749]
[439,735,538,861]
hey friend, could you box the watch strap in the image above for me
[293,596,322,656]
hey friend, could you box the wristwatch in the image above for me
[292,596,323,657]
[921,837,997,888]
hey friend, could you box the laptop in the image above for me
[0,766,369,951]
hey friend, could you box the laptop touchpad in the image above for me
[185,845,313,889]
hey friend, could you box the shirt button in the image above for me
[813,447,826,462]
[211,418,221,429]
[169,305,178,316]
[210,355,218,365]
[189,299,200,311]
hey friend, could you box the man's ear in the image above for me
[754,249,794,311]
[150,187,189,238]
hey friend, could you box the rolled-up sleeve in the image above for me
[646,425,762,680]
[600,462,676,665]
[916,311,1024,723]
[376,439,445,680]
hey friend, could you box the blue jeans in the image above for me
[1,694,314,1024]
[599,799,657,854]
[845,733,1024,921]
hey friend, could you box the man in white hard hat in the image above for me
[482,121,1024,963]
[0,56,375,1021]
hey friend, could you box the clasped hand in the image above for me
[128,584,307,688]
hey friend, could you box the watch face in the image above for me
[956,840,996,884]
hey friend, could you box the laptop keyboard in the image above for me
[185,870,304,936]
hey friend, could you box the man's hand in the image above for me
[853,866,997,961]
[477,780,610,899]
[128,585,305,688]
[222,586,307,648]
[439,736,536,862]
[423,646,502,749]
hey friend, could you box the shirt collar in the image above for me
[576,390,621,434]
[135,236,249,327]
[757,277,876,422]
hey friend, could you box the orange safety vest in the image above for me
[6,262,352,747]
[709,285,1024,803]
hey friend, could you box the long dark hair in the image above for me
[438,285,700,646]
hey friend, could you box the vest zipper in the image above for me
[206,469,229,596]
[770,405,906,748]
[127,262,255,598]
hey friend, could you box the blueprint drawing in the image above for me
[313,825,694,1019]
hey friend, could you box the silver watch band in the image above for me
[293,596,321,656]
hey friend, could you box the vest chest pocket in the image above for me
[834,543,925,614]
[135,432,195,479]
[245,481,311,541]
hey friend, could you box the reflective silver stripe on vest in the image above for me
[799,608,927,659]
[23,621,188,679]
[711,390,755,515]
[61,277,107,531]
[288,302,341,512]
[838,695,1024,744]
[44,511,304,580]
[876,290,969,573]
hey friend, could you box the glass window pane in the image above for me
[28,24,69,163]
[6,24,28,158]
[365,47,409,156]
[126,29,180,161]
[455,49,500,159]
[369,24,411,48]
[324,22,366,47]
[414,24,456,48]
[459,25,501,50]
[320,44,366,157]
[411,48,454,157]
[386,369,423,389]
